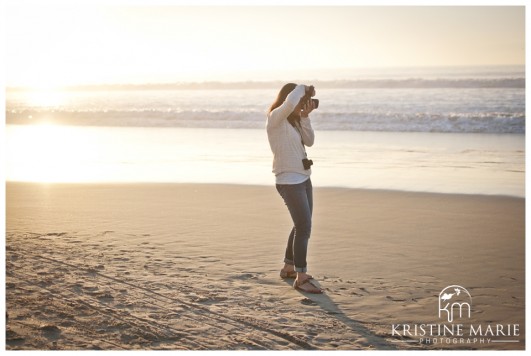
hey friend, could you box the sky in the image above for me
[4,2,526,88]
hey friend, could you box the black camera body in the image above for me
[302,158,313,170]
[303,86,319,109]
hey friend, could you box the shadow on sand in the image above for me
[283,278,398,350]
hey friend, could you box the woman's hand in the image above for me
[300,99,315,118]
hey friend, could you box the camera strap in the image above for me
[294,123,308,157]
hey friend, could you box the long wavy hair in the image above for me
[268,83,300,126]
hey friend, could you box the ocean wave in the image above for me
[311,78,525,89]
[6,109,525,133]
[311,111,525,133]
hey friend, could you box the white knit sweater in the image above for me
[266,84,315,179]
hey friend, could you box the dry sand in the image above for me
[5,182,525,350]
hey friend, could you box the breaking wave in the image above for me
[6,108,525,133]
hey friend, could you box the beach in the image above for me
[5,182,525,350]
[4,3,525,351]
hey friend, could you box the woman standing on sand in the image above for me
[266,83,322,294]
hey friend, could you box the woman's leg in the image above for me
[276,179,313,273]
[277,179,321,293]
[283,227,296,267]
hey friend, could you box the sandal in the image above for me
[280,269,313,279]
[293,278,323,294]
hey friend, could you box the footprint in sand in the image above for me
[300,298,317,305]
[6,329,25,346]
[39,324,62,340]
[45,232,68,237]
[386,296,407,302]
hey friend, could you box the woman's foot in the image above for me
[293,277,323,294]
[280,269,297,279]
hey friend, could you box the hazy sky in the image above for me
[5,3,525,87]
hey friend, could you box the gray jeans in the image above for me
[276,178,313,273]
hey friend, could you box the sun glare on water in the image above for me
[26,89,68,108]
[6,123,107,183]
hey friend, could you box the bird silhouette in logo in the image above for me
[440,293,454,301]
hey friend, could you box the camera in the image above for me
[302,85,319,109]
[302,158,313,170]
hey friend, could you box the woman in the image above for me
[266,83,322,294]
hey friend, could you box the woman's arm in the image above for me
[299,96,316,147]
[299,117,315,147]
[267,84,306,128]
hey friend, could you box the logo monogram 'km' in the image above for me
[438,285,472,322]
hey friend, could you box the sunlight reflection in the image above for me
[25,88,68,108]
[6,124,105,183]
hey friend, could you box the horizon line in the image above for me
[5,64,524,90]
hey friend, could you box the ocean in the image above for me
[5,66,525,197]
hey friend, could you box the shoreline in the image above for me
[6,182,525,350]
[6,126,524,198]
[5,180,526,199]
